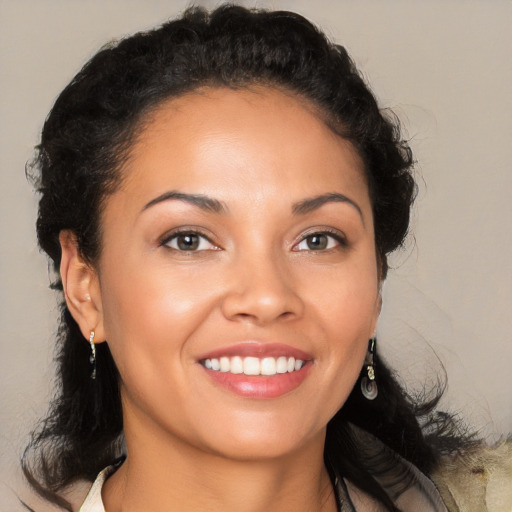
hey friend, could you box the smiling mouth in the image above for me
[201,356,305,376]
[197,343,313,398]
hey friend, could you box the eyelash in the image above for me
[160,229,218,252]
[293,229,347,252]
[159,228,347,253]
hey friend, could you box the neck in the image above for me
[103,413,337,512]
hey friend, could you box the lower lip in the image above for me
[202,363,312,399]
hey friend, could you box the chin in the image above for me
[193,414,327,462]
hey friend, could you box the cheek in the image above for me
[304,251,379,332]
[302,254,379,392]
[98,256,221,374]
[97,265,211,433]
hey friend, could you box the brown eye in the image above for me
[163,232,216,251]
[177,234,200,250]
[294,231,344,252]
[305,234,329,250]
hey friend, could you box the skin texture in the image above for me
[60,87,381,511]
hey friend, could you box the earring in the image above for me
[89,330,97,380]
[361,337,378,400]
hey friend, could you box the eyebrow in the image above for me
[142,191,227,214]
[142,190,363,222]
[292,192,364,223]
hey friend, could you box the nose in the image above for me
[220,249,304,325]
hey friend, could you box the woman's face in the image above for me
[92,87,380,460]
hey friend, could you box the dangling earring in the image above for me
[361,337,377,400]
[89,330,97,380]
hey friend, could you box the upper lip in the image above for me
[197,342,313,361]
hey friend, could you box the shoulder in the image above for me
[430,440,512,512]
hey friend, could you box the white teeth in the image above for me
[220,357,230,372]
[202,356,305,375]
[276,356,288,374]
[230,356,243,374]
[243,356,260,375]
[261,357,276,375]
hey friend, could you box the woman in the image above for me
[21,5,509,512]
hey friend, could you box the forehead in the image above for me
[116,86,369,212]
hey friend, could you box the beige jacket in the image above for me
[78,441,512,512]
[431,441,512,512]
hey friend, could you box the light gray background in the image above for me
[1,0,511,508]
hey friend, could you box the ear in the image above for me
[59,230,106,343]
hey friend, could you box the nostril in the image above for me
[220,276,304,324]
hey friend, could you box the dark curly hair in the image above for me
[23,5,465,511]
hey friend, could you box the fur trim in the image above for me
[431,440,512,512]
